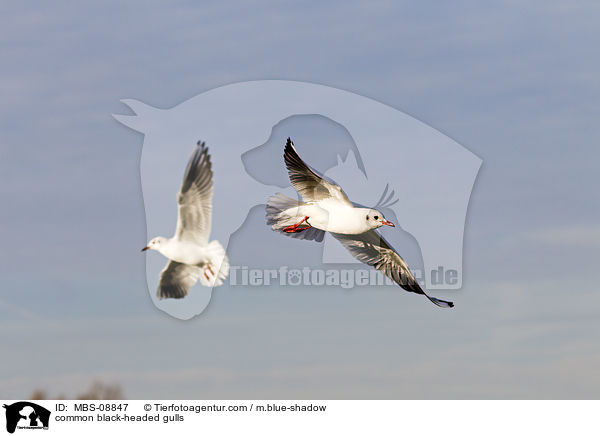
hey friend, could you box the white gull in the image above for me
[266,138,453,308]
[142,141,229,299]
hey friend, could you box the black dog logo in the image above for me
[3,402,50,433]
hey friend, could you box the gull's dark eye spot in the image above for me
[374,216,379,220]
[366,215,369,220]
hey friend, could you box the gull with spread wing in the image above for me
[266,138,453,308]
[142,141,229,299]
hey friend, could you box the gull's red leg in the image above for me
[204,264,214,281]
[283,216,311,233]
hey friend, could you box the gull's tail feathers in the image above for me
[198,240,230,287]
[266,193,325,242]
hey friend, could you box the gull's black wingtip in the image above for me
[284,138,297,158]
[439,299,454,308]
[197,140,206,148]
[426,295,455,308]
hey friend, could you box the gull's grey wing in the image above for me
[331,231,454,308]
[175,141,213,245]
[284,138,352,205]
[157,261,200,299]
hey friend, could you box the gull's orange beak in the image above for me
[381,219,395,227]
[141,246,150,251]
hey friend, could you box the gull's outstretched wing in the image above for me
[331,231,454,308]
[175,141,213,245]
[157,261,200,299]
[284,138,352,205]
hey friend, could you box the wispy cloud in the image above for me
[527,225,600,246]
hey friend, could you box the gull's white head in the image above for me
[141,236,167,252]
[365,209,395,229]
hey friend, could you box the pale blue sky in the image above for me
[1,1,599,398]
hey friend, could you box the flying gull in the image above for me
[142,141,229,299]
[266,138,454,308]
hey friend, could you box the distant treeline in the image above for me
[30,381,124,400]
